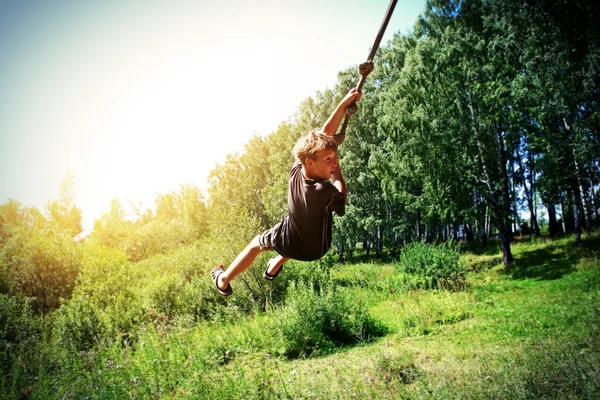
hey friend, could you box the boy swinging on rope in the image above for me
[212,87,362,296]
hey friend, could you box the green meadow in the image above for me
[2,233,598,399]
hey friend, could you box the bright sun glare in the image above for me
[0,0,423,231]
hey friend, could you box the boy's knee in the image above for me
[250,235,261,246]
[250,235,263,250]
[252,235,272,252]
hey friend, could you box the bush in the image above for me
[180,276,230,322]
[0,295,42,369]
[396,241,467,290]
[2,228,81,312]
[70,244,143,344]
[54,293,105,351]
[0,294,45,396]
[276,279,386,358]
[145,273,185,319]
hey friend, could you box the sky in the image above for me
[0,0,425,230]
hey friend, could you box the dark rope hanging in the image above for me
[336,0,398,144]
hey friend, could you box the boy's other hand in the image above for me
[342,88,362,107]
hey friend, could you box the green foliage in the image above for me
[58,243,142,347]
[0,295,41,371]
[2,228,81,312]
[1,233,599,399]
[261,123,298,226]
[90,184,208,262]
[54,293,105,351]
[396,241,467,290]
[276,279,386,358]
[179,276,230,322]
[145,273,185,319]
[124,219,189,262]
[90,199,131,249]
[205,204,279,312]
[208,135,272,229]
[0,294,47,397]
[45,171,83,237]
[374,350,421,385]
[0,199,47,244]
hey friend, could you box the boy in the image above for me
[212,88,362,296]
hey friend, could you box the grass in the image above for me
[4,233,600,399]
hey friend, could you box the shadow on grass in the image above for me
[507,233,599,280]
[459,239,502,256]
[509,247,577,280]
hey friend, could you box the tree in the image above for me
[46,171,82,237]
[208,135,271,229]
[0,200,46,245]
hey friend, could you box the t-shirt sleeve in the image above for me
[328,188,345,217]
[290,160,302,177]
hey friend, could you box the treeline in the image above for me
[210,0,600,265]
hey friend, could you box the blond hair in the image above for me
[293,130,338,165]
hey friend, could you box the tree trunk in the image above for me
[547,202,559,237]
[464,223,474,241]
[336,241,345,263]
[574,156,593,234]
[510,157,520,236]
[564,118,592,234]
[515,145,540,236]
[530,151,540,236]
[416,212,422,242]
[590,174,599,227]
[573,189,582,245]
[560,200,567,233]
[495,125,515,265]
[467,92,513,265]
[486,206,492,240]
[479,201,488,248]
[374,230,381,260]
[512,181,521,237]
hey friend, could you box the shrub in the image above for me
[2,228,81,312]
[145,273,185,319]
[54,293,105,351]
[276,279,386,358]
[0,294,49,398]
[56,254,144,350]
[396,240,467,290]
[0,295,42,370]
[180,276,229,322]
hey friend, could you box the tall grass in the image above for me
[1,233,599,399]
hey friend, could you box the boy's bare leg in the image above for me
[217,235,265,291]
[266,255,290,276]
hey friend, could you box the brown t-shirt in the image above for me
[270,161,345,261]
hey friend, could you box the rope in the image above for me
[336,0,399,144]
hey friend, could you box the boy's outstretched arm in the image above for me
[321,88,362,137]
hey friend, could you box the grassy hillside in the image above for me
[2,234,599,399]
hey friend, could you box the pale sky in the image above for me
[0,0,425,230]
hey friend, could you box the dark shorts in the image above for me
[258,223,280,251]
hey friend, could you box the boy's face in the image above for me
[306,149,339,180]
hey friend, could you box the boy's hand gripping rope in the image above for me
[336,0,398,145]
